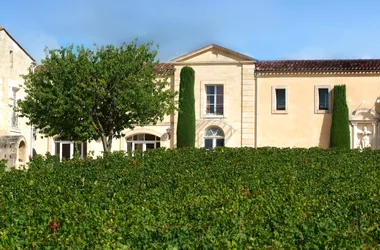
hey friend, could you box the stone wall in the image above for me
[257,74,380,148]
[0,28,34,163]
[0,135,27,169]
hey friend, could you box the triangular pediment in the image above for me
[171,44,256,63]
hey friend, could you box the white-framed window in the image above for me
[53,139,87,161]
[271,86,288,114]
[11,87,19,129]
[204,126,225,149]
[125,134,161,152]
[314,85,332,113]
[206,85,224,115]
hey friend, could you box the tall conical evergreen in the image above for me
[330,85,350,148]
[176,66,196,147]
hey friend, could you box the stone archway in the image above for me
[18,140,27,162]
[350,108,380,149]
[0,135,27,168]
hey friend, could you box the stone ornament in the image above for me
[357,126,372,149]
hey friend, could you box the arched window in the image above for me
[125,134,161,152]
[204,126,224,149]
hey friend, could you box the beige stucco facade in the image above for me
[257,73,380,149]
[0,27,35,167]
[3,28,380,163]
[170,45,256,149]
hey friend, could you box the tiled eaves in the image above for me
[256,59,380,75]
[154,63,175,75]
[256,70,380,76]
[36,63,175,75]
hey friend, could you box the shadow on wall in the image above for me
[32,148,37,157]
[318,113,333,149]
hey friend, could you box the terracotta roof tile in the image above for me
[256,59,380,73]
[35,63,175,74]
[154,63,175,74]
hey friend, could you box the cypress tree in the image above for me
[330,85,350,149]
[176,66,196,147]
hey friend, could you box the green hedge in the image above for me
[330,84,350,148]
[1,148,380,248]
[176,66,196,147]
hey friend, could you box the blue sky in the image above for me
[2,0,380,62]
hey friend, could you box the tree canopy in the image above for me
[17,40,176,152]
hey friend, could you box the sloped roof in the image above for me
[171,44,256,62]
[154,63,175,74]
[256,59,380,73]
[36,63,175,74]
[0,26,35,62]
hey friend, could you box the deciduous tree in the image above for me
[17,40,176,152]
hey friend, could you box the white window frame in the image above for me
[204,126,225,149]
[271,86,288,114]
[205,84,224,117]
[125,134,161,152]
[52,140,87,162]
[10,87,20,131]
[314,85,332,114]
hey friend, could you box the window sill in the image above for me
[272,110,288,114]
[315,109,331,114]
[10,128,21,133]
[204,114,226,119]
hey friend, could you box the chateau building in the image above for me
[2,26,380,164]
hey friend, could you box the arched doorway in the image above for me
[204,126,225,149]
[18,140,26,162]
[125,134,161,152]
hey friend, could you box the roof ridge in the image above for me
[170,43,256,62]
[258,58,380,62]
[0,26,35,61]
[256,59,380,73]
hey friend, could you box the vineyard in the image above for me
[1,147,380,249]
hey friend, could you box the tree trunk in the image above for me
[100,134,113,152]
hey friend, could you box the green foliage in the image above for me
[1,147,380,248]
[17,40,176,152]
[0,159,6,171]
[177,66,196,147]
[330,85,350,148]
